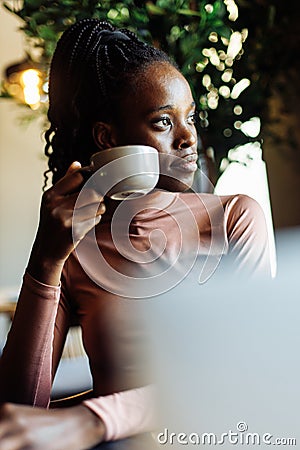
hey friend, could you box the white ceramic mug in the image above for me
[89,145,159,200]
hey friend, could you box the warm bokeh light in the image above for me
[221,69,233,82]
[202,74,211,87]
[223,128,232,137]
[224,0,239,21]
[216,62,225,71]
[240,116,261,138]
[20,69,41,107]
[219,85,231,98]
[231,78,251,99]
[204,4,213,14]
[241,28,248,41]
[218,50,226,61]
[192,0,242,123]
[207,92,219,109]
[208,32,218,43]
[225,57,234,67]
[234,120,242,129]
[227,31,243,59]
[233,105,243,115]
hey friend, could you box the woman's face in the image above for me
[112,62,198,191]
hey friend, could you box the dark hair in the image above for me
[44,19,175,186]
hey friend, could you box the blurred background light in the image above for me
[223,128,232,137]
[234,120,242,129]
[221,69,233,82]
[208,32,218,43]
[227,31,243,59]
[219,85,231,98]
[240,116,261,138]
[231,78,251,99]
[224,0,239,21]
[21,69,41,107]
[204,4,213,14]
[225,57,234,67]
[207,96,219,109]
[4,59,43,109]
[233,105,243,115]
[202,74,211,87]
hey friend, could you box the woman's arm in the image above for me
[0,162,155,447]
[0,403,106,450]
[0,273,60,406]
[0,269,156,447]
[0,272,156,449]
[225,194,272,276]
[82,385,156,442]
[0,386,156,449]
[0,162,105,405]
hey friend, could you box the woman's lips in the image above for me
[170,153,198,172]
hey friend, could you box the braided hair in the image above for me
[44,19,175,186]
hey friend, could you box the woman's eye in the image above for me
[152,117,172,129]
[187,113,197,125]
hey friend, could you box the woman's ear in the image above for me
[93,122,117,150]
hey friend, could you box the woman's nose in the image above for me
[173,123,197,150]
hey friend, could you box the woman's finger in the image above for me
[73,216,102,243]
[66,161,82,174]
[50,188,105,219]
[72,186,104,209]
[51,162,85,196]
[65,201,105,230]
[72,201,106,221]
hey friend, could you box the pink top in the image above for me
[0,191,271,441]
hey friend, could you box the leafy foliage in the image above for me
[3,0,299,168]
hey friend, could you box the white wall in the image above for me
[0,6,48,291]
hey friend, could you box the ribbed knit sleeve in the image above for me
[225,194,271,276]
[83,385,157,441]
[0,272,60,407]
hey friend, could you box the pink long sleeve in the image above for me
[0,272,60,406]
[0,191,272,443]
[224,194,271,276]
[0,273,156,441]
[83,385,157,441]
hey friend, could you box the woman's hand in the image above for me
[27,161,105,285]
[0,403,105,450]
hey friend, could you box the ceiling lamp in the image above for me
[3,59,46,110]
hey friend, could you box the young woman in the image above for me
[0,19,271,450]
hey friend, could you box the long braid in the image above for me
[44,19,175,187]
